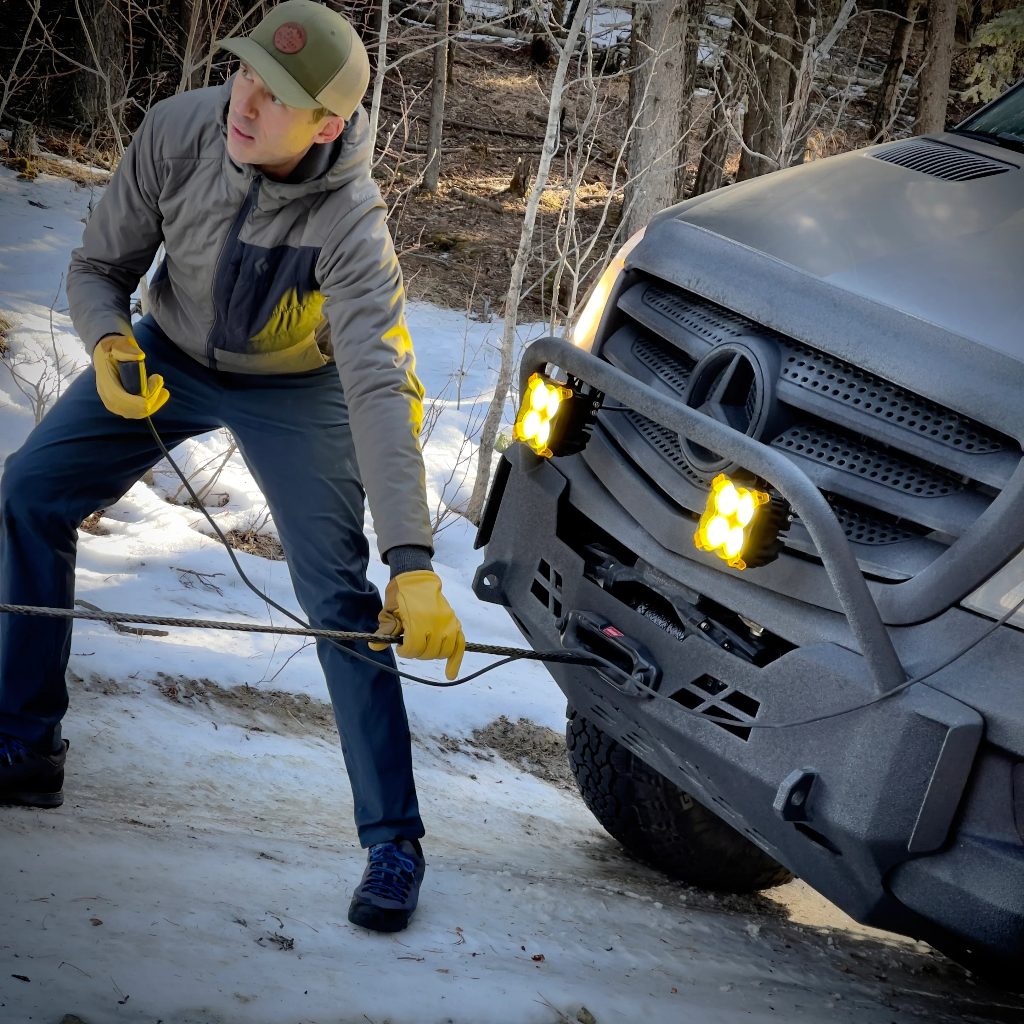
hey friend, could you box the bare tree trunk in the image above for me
[423,0,449,193]
[737,0,770,181]
[693,0,756,197]
[915,0,958,135]
[73,0,126,141]
[447,0,462,84]
[778,0,858,167]
[368,0,390,155]
[673,0,705,202]
[736,0,797,178]
[175,0,204,94]
[871,0,923,137]
[758,0,797,170]
[465,0,593,524]
[623,1,690,236]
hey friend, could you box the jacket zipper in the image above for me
[207,172,262,367]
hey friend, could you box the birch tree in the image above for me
[465,0,594,524]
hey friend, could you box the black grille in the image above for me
[643,285,752,344]
[632,335,694,395]
[870,139,1012,181]
[772,425,964,497]
[829,503,918,546]
[780,341,1006,453]
[625,410,705,486]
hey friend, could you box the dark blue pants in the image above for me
[0,316,423,847]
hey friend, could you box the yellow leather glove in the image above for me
[93,334,170,419]
[369,570,466,681]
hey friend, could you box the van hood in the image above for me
[666,133,1024,359]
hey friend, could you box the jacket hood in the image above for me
[664,134,1024,359]
[216,77,373,208]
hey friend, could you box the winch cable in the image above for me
[0,415,1019,724]
[139,417,607,688]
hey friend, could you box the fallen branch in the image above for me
[450,187,506,213]
[376,101,552,142]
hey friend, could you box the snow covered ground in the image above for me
[3,167,1024,1024]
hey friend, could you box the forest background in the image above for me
[2,0,1021,521]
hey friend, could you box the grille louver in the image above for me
[625,410,706,486]
[828,503,918,546]
[772,425,964,497]
[632,335,694,395]
[643,285,752,343]
[779,341,1006,453]
[870,139,1012,181]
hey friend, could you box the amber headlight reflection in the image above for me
[570,227,646,352]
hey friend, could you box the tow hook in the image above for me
[560,610,660,698]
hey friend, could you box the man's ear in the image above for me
[313,116,345,144]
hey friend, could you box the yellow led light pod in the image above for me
[695,473,775,570]
[513,373,573,458]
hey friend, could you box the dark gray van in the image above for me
[474,82,1024,982]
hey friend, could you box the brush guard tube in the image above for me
[521,337,906,695]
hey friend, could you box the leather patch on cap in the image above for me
[273,22,307,54]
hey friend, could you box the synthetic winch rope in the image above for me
[1,417,1020,725]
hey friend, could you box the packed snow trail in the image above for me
[3,166,1024,1024]
[5,675,1022,1024]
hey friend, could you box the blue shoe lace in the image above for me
[362,841,419,903]
[0,733,36,766]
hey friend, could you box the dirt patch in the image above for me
[152,673,337,739]
[0,312,12,355]
[79,509,110,535]
[472,715,576,790]
[224,528,286,561]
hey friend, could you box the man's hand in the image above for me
[370,570,466,681]
[93,334,170,419]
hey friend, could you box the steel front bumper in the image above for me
[473,339,1024,963]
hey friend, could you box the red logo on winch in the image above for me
[602,625,624,637]
[273,22,307,54]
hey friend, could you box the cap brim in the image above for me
[218,37,321,109]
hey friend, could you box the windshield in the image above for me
[959,82,1024,142]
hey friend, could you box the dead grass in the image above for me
[472,714,576,789]
[79,510,109,535]
[224,528,285,561]
[152,673,338,738]
[0,312,11,355]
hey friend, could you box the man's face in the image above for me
[227,62,344,174]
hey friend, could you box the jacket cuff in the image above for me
[384,545,433,578]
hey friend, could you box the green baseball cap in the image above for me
[218,0,370,120]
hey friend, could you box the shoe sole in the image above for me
[0,789,64,808]
[348,900,413,933]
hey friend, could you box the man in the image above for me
[0,0,464,934]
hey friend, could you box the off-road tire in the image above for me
[566,706,793,892]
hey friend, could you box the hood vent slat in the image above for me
[870,139,1013,181]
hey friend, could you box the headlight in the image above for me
[513,374,573,457]
[962,548,1024,629]
[570,227,646,351]
[512,373,600,458]
[694,473,789,570]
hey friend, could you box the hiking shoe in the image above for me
[0,734,68,808]
[347,837,425,933]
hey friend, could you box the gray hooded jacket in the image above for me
[67,81,432,558]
